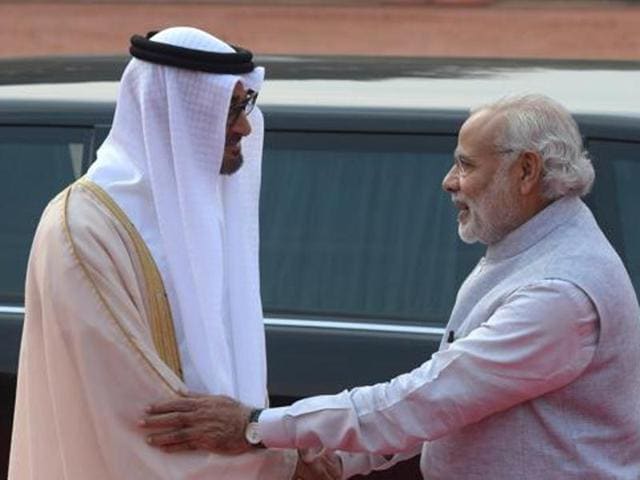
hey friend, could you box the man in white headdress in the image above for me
[9,27,338,479]
[140,94,640,479]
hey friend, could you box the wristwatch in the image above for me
[244,408,266,448]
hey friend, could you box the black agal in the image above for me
[129,31,255,74]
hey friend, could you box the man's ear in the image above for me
[517,151,544,195]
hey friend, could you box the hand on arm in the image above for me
[140,281,598,461]
[140,394,343,478]
[140,394,251,454]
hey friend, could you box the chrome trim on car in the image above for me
[0,305,445,336]
[0,306,24,315]
[265,317,445,336]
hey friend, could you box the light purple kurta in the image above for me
[259,196,640,479]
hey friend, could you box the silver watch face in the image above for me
[245,422,261,445]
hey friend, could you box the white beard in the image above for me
[457,170,521,245]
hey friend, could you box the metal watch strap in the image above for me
[249,408,264,424]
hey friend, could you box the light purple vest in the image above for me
[421,196,640,479]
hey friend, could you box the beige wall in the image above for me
[0,1,638,59]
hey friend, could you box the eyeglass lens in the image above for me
[228,90,258,124]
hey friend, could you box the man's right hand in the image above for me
[293,448,342,480]
[141,394,252,454]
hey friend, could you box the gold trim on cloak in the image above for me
[63,178,183,381]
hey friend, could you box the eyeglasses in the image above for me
[451,156,471,177]
[450,148,516,178]
[227,89,258,126]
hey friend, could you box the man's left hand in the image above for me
[140,394,251,454]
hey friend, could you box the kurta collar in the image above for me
[485,195,583,262]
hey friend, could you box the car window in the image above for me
[0,127,92,304]
[587,138,640,296]
[260,131,484,327]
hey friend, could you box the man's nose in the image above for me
[442,166,459,193]
[233,110,252,137]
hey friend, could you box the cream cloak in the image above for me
[9,179,296,479]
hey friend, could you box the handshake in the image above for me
[139,393,342,480]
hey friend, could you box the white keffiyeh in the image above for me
[87,27,268,407]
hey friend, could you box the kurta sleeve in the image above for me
[257,279,598,457]
[9,186,297,480]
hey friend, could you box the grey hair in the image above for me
[471,94,595,199]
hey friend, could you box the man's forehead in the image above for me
[459,111,505,147]
[465,109,504,134]
[454,114,512,168]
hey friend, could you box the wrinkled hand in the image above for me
[140,394,251,454]
[293,448,342,480]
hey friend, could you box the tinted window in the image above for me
[0,127,92,304]
[260,132,483,326]
[587,139,640,295]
